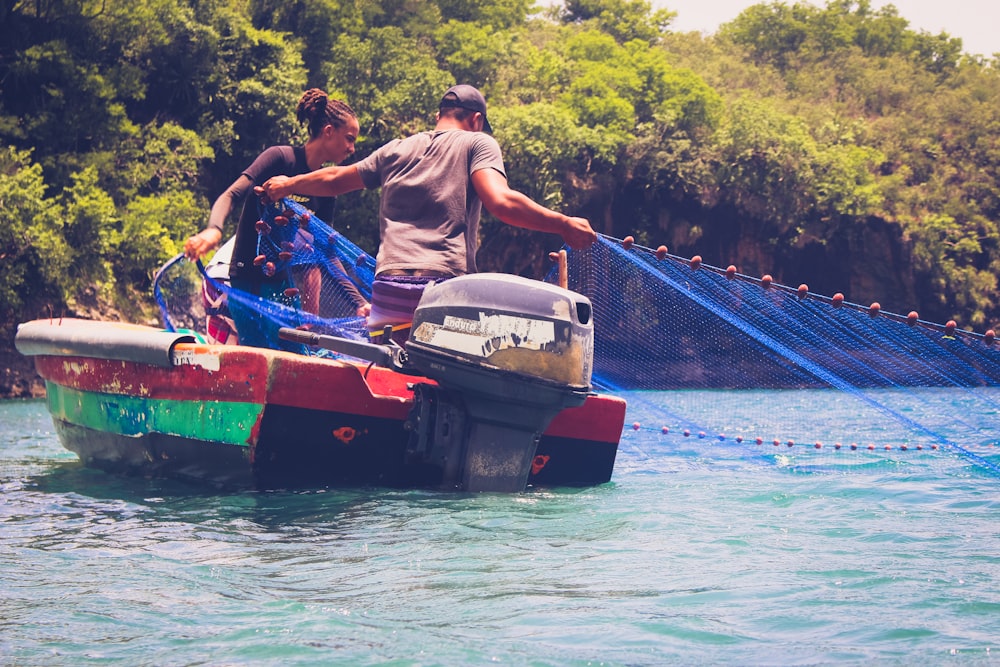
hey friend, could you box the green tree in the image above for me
[434,20,515,88]
[58,166,120,309]
[0,148,69,320]
[437,0,535,28]
[559,0,675,44]
[324,26,454,142]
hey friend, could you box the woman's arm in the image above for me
[184,174,253,260]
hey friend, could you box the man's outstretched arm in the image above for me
[471,168,597,250]
[259,165,366,201]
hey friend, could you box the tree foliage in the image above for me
[1,0,1000,331]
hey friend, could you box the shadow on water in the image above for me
[19,456,610,537]
[23,461,411,527]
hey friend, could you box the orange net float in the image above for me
[622,235,634,250]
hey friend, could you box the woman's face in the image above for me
[321,116,360,164]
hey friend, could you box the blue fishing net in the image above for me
[156,200,1000,477]
[156,198,374,348]
[548,236,1000,477]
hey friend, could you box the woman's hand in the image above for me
[183,228,222,261]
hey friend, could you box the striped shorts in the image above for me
[368,275,447,340]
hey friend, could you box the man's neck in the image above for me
[434,116,475,132]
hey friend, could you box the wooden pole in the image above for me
[558,249,568,289]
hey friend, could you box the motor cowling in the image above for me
[403,273,595,492]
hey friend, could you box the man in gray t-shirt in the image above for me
[259,84,597,334]
[354,127,505,277]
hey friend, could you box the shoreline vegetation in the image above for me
[4,1,1000,397]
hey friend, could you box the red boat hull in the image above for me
[20,319,626,490]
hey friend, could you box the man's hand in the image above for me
[561,216,598,250]
[257,175,294,203]
[184,228,222,261]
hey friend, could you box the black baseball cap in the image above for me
[439,84,493,133]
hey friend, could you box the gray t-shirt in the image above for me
[354,129,506,276]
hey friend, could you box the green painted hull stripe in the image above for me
[45,382,259,448]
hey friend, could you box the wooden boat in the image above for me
[16,274,626,492]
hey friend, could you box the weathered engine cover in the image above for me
[406,273,594,389]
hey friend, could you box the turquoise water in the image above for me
[2,396,998,666]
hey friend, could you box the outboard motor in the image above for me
[403,273,594,492]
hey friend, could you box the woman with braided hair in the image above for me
[184,89,368,348]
